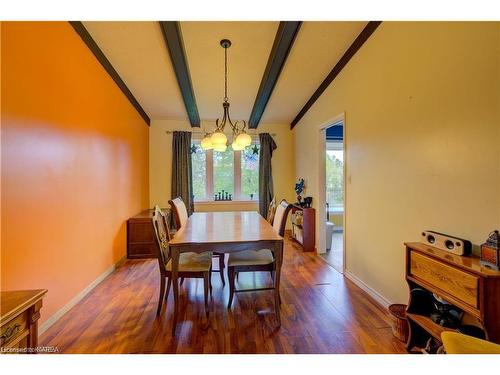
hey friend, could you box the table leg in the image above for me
[171,246,180,335]
[273,240,283,326]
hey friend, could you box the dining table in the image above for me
[168,211,284,334]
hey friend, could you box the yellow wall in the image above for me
[149,119,296,216]
[293,22,500,304]
[1,22,149,326]
[328,212,343,227]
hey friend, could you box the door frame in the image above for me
[317,112,346,273]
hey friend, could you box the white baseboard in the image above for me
[39,257,125,335]
[344,270,391,309]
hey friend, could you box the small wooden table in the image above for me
[1,289,47,353]
[168,211,284,333]
[405,242,500,350]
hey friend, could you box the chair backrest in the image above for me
[152,205,170,274]
[272,199,293,237]
[169,197,189,230]
[266,196,277,224]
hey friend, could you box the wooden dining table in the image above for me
[168,211,284,333]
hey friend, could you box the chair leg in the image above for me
[227,267,236,309]
[165,277,172,302]
[203,272,210,318]
[270,269,281,305]
[218,254,225,287]
[157,276,166,316]
[209,270,213,297]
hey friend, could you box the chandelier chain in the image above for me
[224,45,228,102]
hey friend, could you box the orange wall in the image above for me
[1,22,149,325]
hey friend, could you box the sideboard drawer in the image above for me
[0,311,28,347]
[410,251,479,308]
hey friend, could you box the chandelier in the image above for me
[200,39,252,152]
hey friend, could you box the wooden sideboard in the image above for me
[405,242,500,350]
[1,289,47,353]
[127,208,170,259]
[290,205,316,252]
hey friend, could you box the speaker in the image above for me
[420,230,472,256]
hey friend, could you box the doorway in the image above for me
[320,119,344,273]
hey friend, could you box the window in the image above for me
[326,141,343,208]
[191,145,207,200]
[240,147,259,200]
[213,147,234,196]
[191,140,259,201]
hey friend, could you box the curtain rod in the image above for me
[164,130,277,136]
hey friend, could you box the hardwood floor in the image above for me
[41,233,407,353]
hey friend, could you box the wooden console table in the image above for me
[1,289,47,352]
[405,242,500,350]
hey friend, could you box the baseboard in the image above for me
[39,256,125,335]
[344,270,391,309]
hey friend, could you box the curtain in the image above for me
[258,133,277,217]
[171,131,194,216]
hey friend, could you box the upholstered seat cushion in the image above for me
[165,252,213,272]
[441,332,500,354]
[227,249,274,267]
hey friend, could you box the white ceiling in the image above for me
[83,21,186,119]
[83,21,367,125]
[181,21,279,122]
[261,21,367,123]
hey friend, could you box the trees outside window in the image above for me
[326,146,343,207]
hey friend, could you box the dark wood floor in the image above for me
[41,234,407,353]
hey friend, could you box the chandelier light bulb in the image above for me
[236,132,252,147]
[211,131,227,146]
[213,143,227,152]
[200,135,213,150]
[231,139,244,151]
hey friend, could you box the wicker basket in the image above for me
[389,304,409,343]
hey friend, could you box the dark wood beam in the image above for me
[248,21,302,129]
[69,22,150,126]
[290,21,382,129]
[159,21,200,127]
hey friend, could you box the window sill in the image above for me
[194,200,258,205]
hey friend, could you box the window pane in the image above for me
[241,146,259,200]
[213,148,234,199]
[326,149,343,206]
[191,144,206,201]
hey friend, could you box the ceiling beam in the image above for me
[159,21,200,127]
[290,21,382,130]
[248,21,302,129]
[69,21,151,126]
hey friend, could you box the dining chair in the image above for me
[169,197,226,286]
[151,206,212,317]
[266,196,277,224]
[226,199,293,309]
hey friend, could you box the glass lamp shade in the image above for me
[231,139,245,151]
[235,132,252,147]
[211,131,227,146]
[213,143,227,152]
[200,136,213,150]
